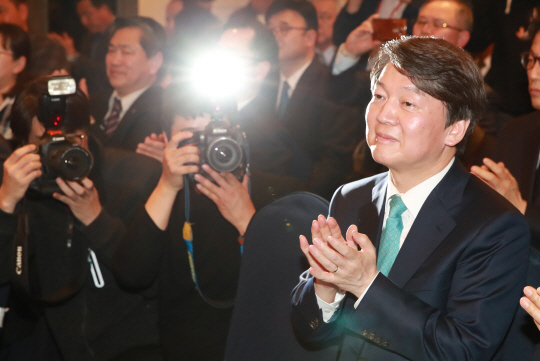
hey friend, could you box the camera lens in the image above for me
[48,146,93,180]
[206,137,242,173]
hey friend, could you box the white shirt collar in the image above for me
[385,157,455,219]
[279,58,312,96]
[107,85,151,121]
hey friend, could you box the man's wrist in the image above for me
[341,42,361,59]
[0,189,17,214]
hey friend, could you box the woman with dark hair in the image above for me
[0,23,30,139]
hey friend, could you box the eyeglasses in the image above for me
[268,24,307,36]
[414,18,464,32]
[521,52,540,70]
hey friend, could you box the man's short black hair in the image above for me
[370,36,486,154]
[107,16,166,59]
[77,0,116,14]
[265,0,319,32]
[11,77,90,146]
[223,18,279,64]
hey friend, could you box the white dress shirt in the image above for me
[276,59,312,108]
[317,158,455,322]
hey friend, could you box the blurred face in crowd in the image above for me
[413,0,470,48]
[106,27,163,97]
[0,35,25,92]
[218,28,271,100]
[312,0,337,50]
[77,0,114,34]
[28,117,88,150]
[0,0,27,30]
[165,0,183,36]
[527,32,540,110]
[366,63,465,174]
[171,113,212,136]
[268,10,316,64]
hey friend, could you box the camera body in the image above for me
[178,120,249,182]
[29,132,94,195]
[28,76,94,196]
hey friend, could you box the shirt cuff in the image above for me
[332,43,360,75]
[316,292,346,323]
[354,271,380,309]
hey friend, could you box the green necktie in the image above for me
[377,194,407,276]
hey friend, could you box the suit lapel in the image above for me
[387,161,466,288]
[369,177,387,248]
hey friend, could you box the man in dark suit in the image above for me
[266,0,361,199]
[471,21,540,252]
[292,37,531,360]
[90,16,165,152]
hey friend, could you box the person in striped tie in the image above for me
[292,36,533,360]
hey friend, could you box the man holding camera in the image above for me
[0,77,162,361]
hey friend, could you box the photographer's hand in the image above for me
[0,145,42,213]
[343,14,381,58]
[194,164,255,236]
[145,131,200,230]
[471,158,527,214]
[53,177,102,226]
[136,133,166,163]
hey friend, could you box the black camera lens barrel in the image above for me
[206,137,243,173]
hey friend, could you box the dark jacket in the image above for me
[0,138,162,361]
[91,85,164,152]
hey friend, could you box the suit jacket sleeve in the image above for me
[113,208,166,290]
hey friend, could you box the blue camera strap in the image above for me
[182,176,236,309]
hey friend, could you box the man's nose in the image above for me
[530,60,540,80]
[376,99,398,125]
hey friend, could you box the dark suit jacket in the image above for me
[278,59,362,200]
[495,111,540,251]
[292,160,531,360]
[90,85,164,152]
[333,0,426,46]
[466,0,534,116]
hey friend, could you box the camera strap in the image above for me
[182,176,236,309]
[13,211,30,294]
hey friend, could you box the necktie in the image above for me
[277,81,290,119]
[377,194,407,276]
[104,97,122,136]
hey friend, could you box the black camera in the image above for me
[178,120,249,182]
[28,76,93,195]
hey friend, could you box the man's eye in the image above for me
[403,101,414,107]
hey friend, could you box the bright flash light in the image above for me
[189,49,249,99]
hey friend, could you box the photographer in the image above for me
[0,77,161,361]
[113,94,256,361]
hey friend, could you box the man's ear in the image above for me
[457,30,471,49]
[13,56,26,75]
[149,51,164,75]
[306,29,317,47]
[445,119,470,147]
